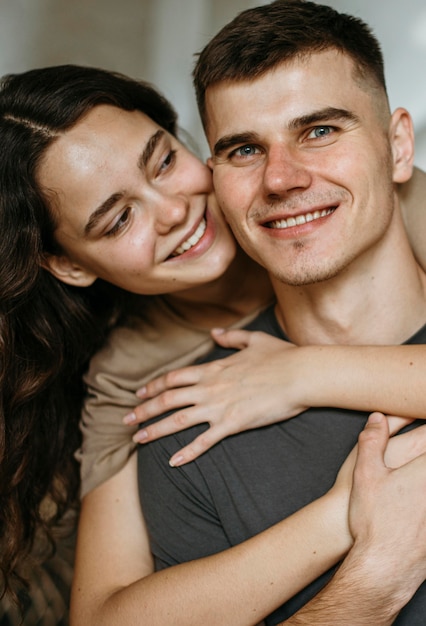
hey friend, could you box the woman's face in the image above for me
[38,105,237,294]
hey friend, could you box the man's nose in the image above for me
[263,145,312,199]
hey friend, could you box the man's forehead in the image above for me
[204,50,362,136]
[205,50,358,102]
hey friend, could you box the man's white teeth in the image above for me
[268,208,334,229]
[172,218,207,256]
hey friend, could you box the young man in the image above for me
[138,2,426,624]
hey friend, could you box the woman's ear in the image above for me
[43,254,97,287]
[390,107,415,184]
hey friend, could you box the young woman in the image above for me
[1,64,426,625]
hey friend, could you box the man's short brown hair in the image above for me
[193,0,387,131]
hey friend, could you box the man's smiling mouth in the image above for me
[266,208,336,229]
[171,218,207,256]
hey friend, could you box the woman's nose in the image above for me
[154,193,188,233]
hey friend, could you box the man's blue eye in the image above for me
[237,145,257,156]
[313,126,331,137]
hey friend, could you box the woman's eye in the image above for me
[105,207,131,237]
[159,149,177,172]
[308,126,334,139]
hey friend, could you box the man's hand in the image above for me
[348,412,426,609]
[283,413,426,625]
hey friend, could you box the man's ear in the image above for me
[390,107,415,184]
[43,254,97,287]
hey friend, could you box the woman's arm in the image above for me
[127,329,425,466]
[71,420,426,626]
[400,166,426,269]
[70,452,352,626]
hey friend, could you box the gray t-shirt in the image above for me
[138,306,426,624]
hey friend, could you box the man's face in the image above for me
[205,50,413,287]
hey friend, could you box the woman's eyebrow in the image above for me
[84,129,166,236]
[84,192,124,236]
[138,129,165,170]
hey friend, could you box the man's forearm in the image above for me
[279,548,408,625]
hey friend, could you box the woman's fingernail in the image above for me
[133,429,148,443]
[136,386,147,398]
[123,412,137,424]
[169,455,184,467]
[211,327,225,335]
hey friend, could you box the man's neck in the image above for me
[273,210,426,347]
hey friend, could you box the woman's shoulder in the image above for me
[400,166,426,271]
[88,296,211,380]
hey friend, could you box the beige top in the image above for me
[78,296,269,497]
[77,167,426,498]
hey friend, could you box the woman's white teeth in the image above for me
[172,218,207,256]
[269,208,334,229]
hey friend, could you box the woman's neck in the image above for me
[163,249,273,328]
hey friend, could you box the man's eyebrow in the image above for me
[213,132,260,158]
[212,108,357,158]
[84,129,166,236]
[288,107,359,130]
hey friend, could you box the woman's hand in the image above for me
[124,328,310,466]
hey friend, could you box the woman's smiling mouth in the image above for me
[171,218,207,256]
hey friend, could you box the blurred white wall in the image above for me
[327,0,426,170]
[0,0,425,165]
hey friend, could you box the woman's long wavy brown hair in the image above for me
[0,64,177,601]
